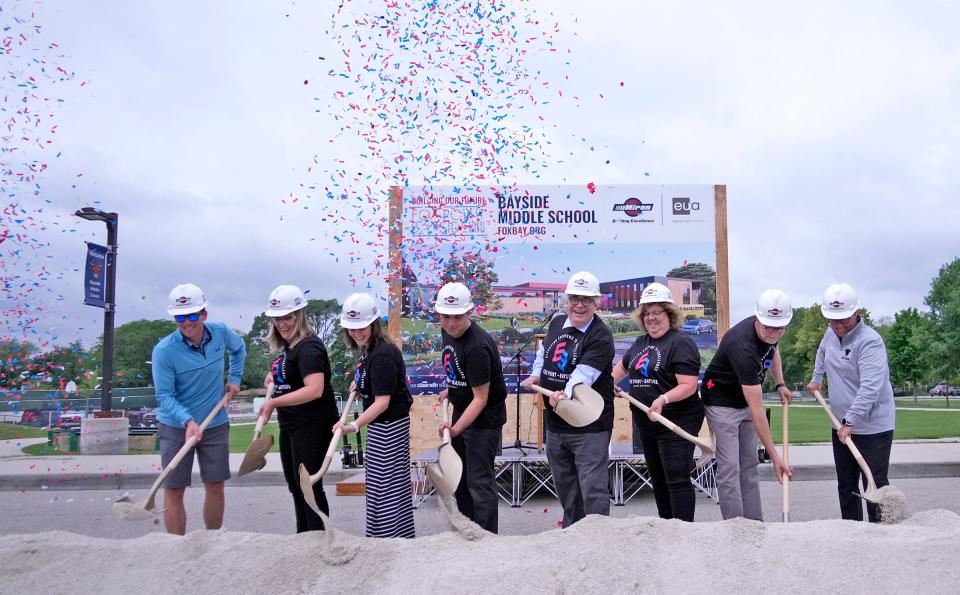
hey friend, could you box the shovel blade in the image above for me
[554,384,605,427]
[299,462,324,517]
[238,435,275,477]
[427,443,463,497]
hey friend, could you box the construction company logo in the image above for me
[671,197,705,223]
[442,345,467,388]
[444,295,461,306]
[175,296,192,306]
[543,333,580,380]
[611,197,655,223]
[572,278,590,289]
[628,346,663,387]
[270,298,281,307]
[767,308,782,317]
[345,309,360,321]
[826,300,846,313]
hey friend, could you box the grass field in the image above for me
[766,404,960,444]
[11,421,366,456]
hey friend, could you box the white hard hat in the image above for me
[434,282,474,315]
[639,282,674,304]
[265,285,308,317]
[565,271,601,297]
[821,283,859,320]
[340,293,380,329]
[167,283,208,315]
[754,289,793,327]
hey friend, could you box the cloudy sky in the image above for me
[3,0,958,349]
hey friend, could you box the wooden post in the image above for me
[714,185,730,338]
[387,186,403,348]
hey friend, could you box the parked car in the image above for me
[682,318,714,335]
[929,383,960,396]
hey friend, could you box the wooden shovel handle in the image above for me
[782,403,790,522]
[812,390,878,491]
[322,391,358,461]
[146,391,230,499]
[616,387,714,454]
[253,384,275,440]
[440,398,452,445]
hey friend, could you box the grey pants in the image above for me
[704,405,762,520]
[546,429,611,528]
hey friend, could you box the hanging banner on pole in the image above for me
[83,242,107,308]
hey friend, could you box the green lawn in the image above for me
[893,398,960,409]
[766,404,960,444]
[16,421,367,455]
[0,423,48,440]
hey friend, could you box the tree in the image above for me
[441,250,502,312]
[885,307,934,387]
[776,305,827,388]
[924,258,960,384]
[666,262,716,317]
[91,319,177,388]
[0,339,40,389]
[43,341,95,388]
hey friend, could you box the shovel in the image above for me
[113,391,232,521]
[425,398,463,497]
[238,383,276,476]
[615,387,715,455]
[782,402,790,522]
[529,383,604,427]
[812,390,881,503]
[299,391,358,517]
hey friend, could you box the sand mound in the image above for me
[3,511,960,594]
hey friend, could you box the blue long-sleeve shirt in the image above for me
[152,322,246,429]
[811,319,895,434]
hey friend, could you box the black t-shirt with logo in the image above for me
[701,316,777,409]
[354,339,413,423]
[270,335,339,429]
[539,314,615,434]
[619,328,704,438]
[441,323,508,429]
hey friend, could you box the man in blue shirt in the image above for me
[152,283,246,535]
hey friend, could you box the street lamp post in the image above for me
[75,207,118,415]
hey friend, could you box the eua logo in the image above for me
[672,198,700,215]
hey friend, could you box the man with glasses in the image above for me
[701,289,793,520]
[521,271,615,528]
[151,283,246,535]
[807,283,895,522]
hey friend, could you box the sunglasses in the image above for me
[174,312,203,323]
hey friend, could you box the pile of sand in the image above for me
[3,510,960,594]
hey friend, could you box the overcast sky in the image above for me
[3,0,958,349]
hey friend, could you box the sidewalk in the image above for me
[1,437,958,491]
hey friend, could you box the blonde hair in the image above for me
[266,308,314,351]
[630,301,684,334]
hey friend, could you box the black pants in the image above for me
[451,425,501,533]
[279,423,333,532]
[831,428,893,522]
[639,430,697,521]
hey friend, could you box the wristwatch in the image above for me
[774,383,786,391]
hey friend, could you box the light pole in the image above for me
[75,207,118,415]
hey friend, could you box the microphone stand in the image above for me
[505,309,559,456]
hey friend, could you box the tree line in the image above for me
[2,258,957,397]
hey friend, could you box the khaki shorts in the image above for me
[158,422,231,489]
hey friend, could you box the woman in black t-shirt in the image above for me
[612,283,703,521]
[260,285,340,533]
[335,292,414,538]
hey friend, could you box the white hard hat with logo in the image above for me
[265,285,308,317]
[167,283,208,315]
[565,271,601,297]
[340,293,380,329]
[821,283,859,320]
[639,282,674,304]
[754,289,793,327]
[434,282,474,315]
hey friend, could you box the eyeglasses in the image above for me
[174,312,202,323]
[568,295,595,306]
[643,309,666,318]
[827,315,857,326]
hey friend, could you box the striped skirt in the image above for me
[365,416,415,538]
